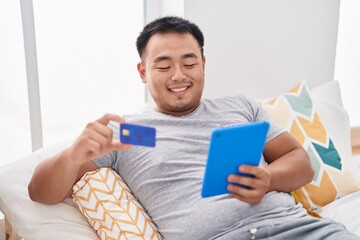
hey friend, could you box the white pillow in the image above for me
[310,80,352,163]
[320,191,360,236]
[310,81,360,179]
[0,140,99,240]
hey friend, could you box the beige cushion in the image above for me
[73,167,162,240]
[262,81,360,212]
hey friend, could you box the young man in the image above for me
[28,16,359,239]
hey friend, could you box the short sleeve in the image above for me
[244,96,286,142]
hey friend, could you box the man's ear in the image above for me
[137,62,146,83]
[202,56,206,74]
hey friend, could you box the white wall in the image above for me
[157,0,359,126]
[184,0,340,99]
[145,0,184,24]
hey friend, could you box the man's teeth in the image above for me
[170,87,187,93]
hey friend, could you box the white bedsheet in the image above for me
[320,191,360,236]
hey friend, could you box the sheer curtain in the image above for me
[0,0,31,166]
[0,0,145,165]
[335,0,360,127]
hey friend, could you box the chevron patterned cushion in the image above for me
[72,167,162,240]
[263,82,360,212]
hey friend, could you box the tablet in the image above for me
[201,121,269,198]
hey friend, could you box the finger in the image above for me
[84,135,131,161]
[227,183,252,197]
[240,166,271,188]
[238,165,259,175]
[227,174,257,188]
[82,124,111,146]
[78,137,104,160]
[85,119,117,145]
[110,139,132,151]
[87,131,111,155]
[228,183,262,200]
[238,165,270,180]
[91,121,114,142]
[92,131,111,149]
[97,113,125,125]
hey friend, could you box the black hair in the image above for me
[136,16,204,59]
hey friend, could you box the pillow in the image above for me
[262,81,360,212]
[309,81,360,180]
[0,140,99,240]
[72,167,162,240]
[310,81,352,164]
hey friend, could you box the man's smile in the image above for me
[168,85,191,93]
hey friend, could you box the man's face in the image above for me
[137,32,205,116]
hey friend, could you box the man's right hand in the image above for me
[68,113,132,164]
[28,113,131,205]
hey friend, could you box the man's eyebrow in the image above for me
[153,53,198,64]
[153,56,171,63]
[181,53,198,59]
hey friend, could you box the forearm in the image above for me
[28,114,131,205]
[266,148,314,193]
[28,149,82,204]
[227,133,313,203]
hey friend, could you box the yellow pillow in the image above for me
[72,167,162,240]
[262,82,360,212]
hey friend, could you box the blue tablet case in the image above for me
[201,121,269,198]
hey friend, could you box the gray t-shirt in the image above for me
[94,94,308,240]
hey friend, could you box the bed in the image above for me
[1,81,360,239]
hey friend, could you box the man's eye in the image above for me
[157,67,170,71]
[184,64,196,68]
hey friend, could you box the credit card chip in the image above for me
[122,129,130,136]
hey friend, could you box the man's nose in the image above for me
[171,66,186,81]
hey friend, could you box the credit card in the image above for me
[119,123,156,147]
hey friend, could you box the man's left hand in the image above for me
[227,165,271,204]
